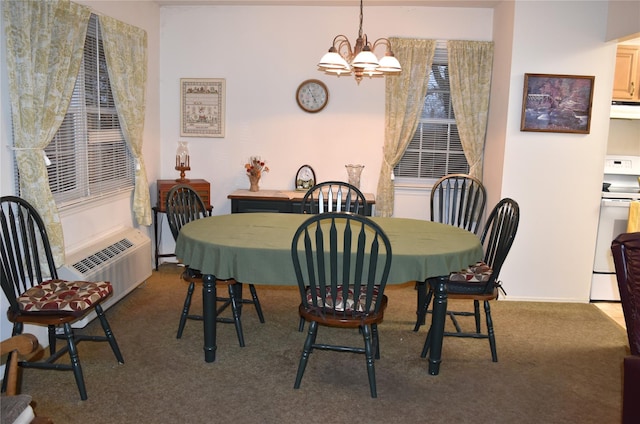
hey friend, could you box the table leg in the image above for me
[428,278,448,375]
[202,274,217,362]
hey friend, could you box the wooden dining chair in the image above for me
[291,212,393,398]
[300,181,368,215]
[414,173,487,330]
[419,198,520,362]
[0,333,53,423]
[0,196,124,401]
[165,184,264,346]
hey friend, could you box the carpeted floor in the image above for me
[14,264,630,423]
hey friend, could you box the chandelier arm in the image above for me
[334,36,355,62]
[371,38,393,54]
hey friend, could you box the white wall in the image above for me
[498,0,616,302]
[158,4,494,251]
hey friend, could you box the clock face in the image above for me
[296,165,316,190]
[296,79,328,113]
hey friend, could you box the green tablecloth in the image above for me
[175,213,483,284]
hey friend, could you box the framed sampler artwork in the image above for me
[520,73,595,134]
[180,78,225,138]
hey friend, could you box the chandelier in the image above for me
[317,0,401,84]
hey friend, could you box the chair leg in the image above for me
[298,317,306,332]
[177,281,195,339]
[362,324,377,398]
[420,327,432,358]
[414,285,433,332]
[294,321,317,390]
[474,300,481,333]
[95,304,124,364]
[372,323,381,359]
[229,285,245,347]
[414,281,426,331]
[248,284,265,323]
[48,325,57,355]
[484,300,498,362]
[62,322,88,401]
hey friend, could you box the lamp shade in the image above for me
[352,49,379,69]
[376,54,402,73]
[318,51,350,70]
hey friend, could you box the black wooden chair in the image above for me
[298,181,369,331]
[419,198,519,362]
[414,173,487,330]
[165,184,264,346]
[431,173,487,234]
[611,232,640,424]
[291,212,392,398]
[0,196,124,401]
[301,181,368,215]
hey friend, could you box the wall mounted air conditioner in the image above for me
[58,228,152,328]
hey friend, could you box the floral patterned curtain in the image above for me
[3,0,91,266]
[447,40,494,180]
[100,15,151,226]
[375,38,435,217]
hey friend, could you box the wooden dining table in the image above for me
[175,212,483,375]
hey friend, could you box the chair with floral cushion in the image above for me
[291,212,392,398]
[414,174,487,330]
[418,198,519,362]
[0,196,124,401]
[165,184,264,346]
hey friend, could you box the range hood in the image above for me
[611,101,640,119]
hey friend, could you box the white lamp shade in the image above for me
[377,55,402,73]
[352,49,379,68]
[318,51,350,70]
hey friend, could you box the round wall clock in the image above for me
[296,79,328,113]
[295,164,316,191]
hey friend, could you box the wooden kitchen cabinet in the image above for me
[613,45,640,101]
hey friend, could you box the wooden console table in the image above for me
[228,189,375,216]
[154,179,212,270]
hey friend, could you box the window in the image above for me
[39,14,135,208]
[394,47,469,183]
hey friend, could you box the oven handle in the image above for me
[601,198,634,207]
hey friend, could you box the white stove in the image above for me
[592,155,640,300]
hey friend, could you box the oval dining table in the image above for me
[175,212,483,375]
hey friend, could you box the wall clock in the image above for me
[296,79,328,113]
[295,164,316,191]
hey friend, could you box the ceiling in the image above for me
[153,0,502,7]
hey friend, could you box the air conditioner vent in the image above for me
[58,228,152,328]
[71,238,134,274]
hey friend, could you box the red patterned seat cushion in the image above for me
[306,285,380,312]
[17,279,112,315]
[449,261,493,283]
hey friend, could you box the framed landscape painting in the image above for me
[180,78,225,137]
[520,73,595,134]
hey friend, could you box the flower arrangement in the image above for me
[245,156,269,192]
[245,156,269,177]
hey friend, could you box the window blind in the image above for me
[39,14,135,208]
[394,45,469,181]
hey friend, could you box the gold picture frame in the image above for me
[180,78,225,138]
[520,73,595,134]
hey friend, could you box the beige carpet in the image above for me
[13,264,630,423]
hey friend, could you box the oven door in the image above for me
[591,197,632,300]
